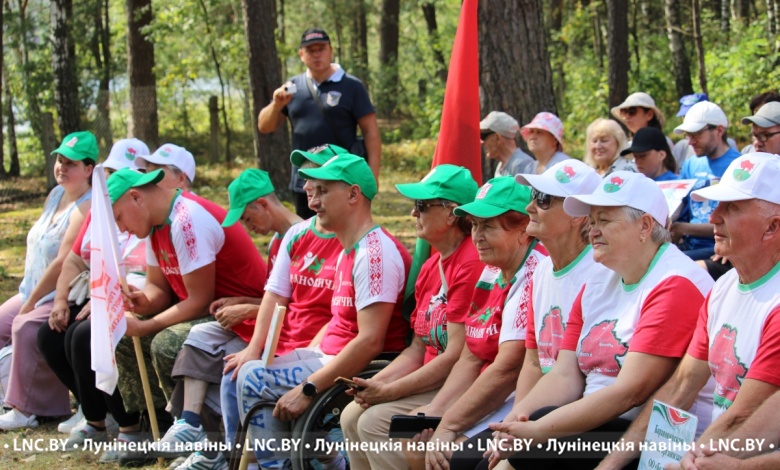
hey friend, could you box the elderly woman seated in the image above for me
[476,172,714,470]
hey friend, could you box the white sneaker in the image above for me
[0,408,38,431]
[99,431,146,463]
[174,451,228,470]
[63,422,108,451]
[148,419,207,457]
[105,413,119,435]
[58,406,85,434]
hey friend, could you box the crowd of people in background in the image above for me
[1,24,780,470]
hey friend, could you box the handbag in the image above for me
[67,270,90,305]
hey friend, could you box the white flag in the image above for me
[90,165,128,394]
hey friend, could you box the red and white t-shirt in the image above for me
[319,226,411,356]
[410,237,484,364]
[265,217,342,355]
[688,261,780,423]
[465,243,547,372]
[146,191,267,341]
[561,243,713,419]
[526,245,598,373]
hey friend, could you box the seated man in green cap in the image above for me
[168,146,352,469]
[234,152,412,470]
[105,168,267,457]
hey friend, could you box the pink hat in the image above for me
[521,112,565,150]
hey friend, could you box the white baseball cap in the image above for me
[480,111,520,138]
[103,138,149,171]
[691,152,780,205]
[741,101,780,128]
[563,171,669,226]
[674,101,728,134]
[135,143,196,182]
[515,159,600,198]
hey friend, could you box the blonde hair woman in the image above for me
[584,118,634,176]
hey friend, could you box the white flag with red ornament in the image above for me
[90,165,128,394]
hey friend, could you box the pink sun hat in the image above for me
[521,112,565,150]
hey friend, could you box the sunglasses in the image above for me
[530,188,556,210]
[307,143,336,154]
[415,200,449,213]
[619,107,642,117]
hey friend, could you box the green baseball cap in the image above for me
[453,176,531,218]
[51,131,99,162]
[222,168,276,227]
[290,144,349,167]
[298,153,378,200]
[396,164,478,205]
[107,168,165,204]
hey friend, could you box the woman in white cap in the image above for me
[341,164,484,470]
[583,118,634,176]
[449,160,605,469]
[521,112,571,175]
[405,176,547,470]
[480,172,714,470]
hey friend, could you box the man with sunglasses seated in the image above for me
[670,101,740,262]
[480,111,534,177]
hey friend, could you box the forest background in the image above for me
[0,0,778,193]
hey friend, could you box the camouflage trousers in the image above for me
[115,316,213,413]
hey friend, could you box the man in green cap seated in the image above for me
[233,152,412,470]
[105,168,267,461]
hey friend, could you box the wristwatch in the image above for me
[302,381,318,397]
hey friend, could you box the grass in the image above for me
[0,154,428,469]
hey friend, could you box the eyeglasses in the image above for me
[530,188,557,211]
[480,131,495,142]
[415,200,449,213]
[751,130,780,143]
[684,125,717,140]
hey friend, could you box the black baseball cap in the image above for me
[300,28,330,47]
[620,127,669,156]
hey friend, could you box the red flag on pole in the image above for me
[431,0,481,181]
[404,0,481,312]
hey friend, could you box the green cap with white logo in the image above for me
[52,131,99,163]
[107,168,165,204]
[453,176,531,218]
[290,144,349,167]
[298,153,378,200]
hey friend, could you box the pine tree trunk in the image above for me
[721,0,730,35]
[607,0,630,109]
[94,0,112,157]
[692,0,708,94]
[5,66,19,177]
[422,2,448,84]
[0,0,5,177]
[126,0,159,148]
[378,0,400,117]
[350,0,369,92]
[479,0,556,179]
[767,0,777,36]
[50,0,80,136]
[664,0,694,98]
[242,0,290,198]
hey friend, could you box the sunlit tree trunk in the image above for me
[665,0,694,98]
[126,0,159,148]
